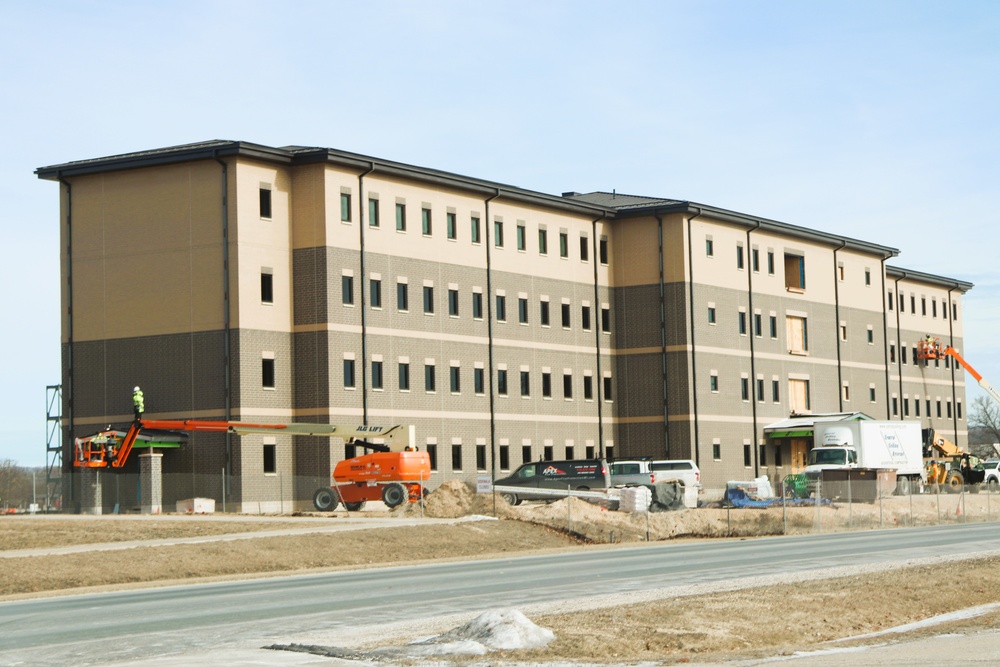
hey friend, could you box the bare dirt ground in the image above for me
[3,481,1000,665]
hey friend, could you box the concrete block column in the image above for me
[140,452,163,515]
[79,468,103,515]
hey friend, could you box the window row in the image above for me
[706,237,808,291]
[342,359,614,401]
[889,342,959,370]
[887,290,958,320]
[891,395,963,420]
[334,190,609,263]
[338,275,611,332]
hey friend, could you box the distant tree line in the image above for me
[0,460,48,511]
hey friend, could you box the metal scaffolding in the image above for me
[45,385,62,510]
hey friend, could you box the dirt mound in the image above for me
[391,481,521,519]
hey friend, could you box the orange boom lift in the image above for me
[73,419,429,509]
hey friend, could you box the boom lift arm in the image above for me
[917,338,1000,407]
[74,419,414,469]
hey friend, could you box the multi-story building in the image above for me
[37,141,973,511]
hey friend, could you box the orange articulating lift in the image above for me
[73,419,429,509]
[916,338,1000,406]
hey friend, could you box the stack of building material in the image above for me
[618,486,652,512]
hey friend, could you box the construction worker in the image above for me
[132,386,145,421]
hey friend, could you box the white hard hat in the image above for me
[133,386,141,392]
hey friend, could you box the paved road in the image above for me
[1,522,999,666]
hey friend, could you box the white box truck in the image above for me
[804,420,925,495]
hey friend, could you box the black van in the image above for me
[493,459,610,505]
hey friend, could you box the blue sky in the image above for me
[3,0,999,467]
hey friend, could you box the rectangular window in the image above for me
[522,445,532,464]
[752,248,760,272]
[870,386,877,402]
[708,306,716,324]
[601,306,610,333]
[767,251,775,275]
[259,188,272,219]
[754,313,762,337]
[517,224,526,251]
[451,444,462,471]
[888,290,894,311]
[519,297,529,324]
[786,316,808,353]
[580,236,589,261]
[472,291,483,319]
[263,443,276,474]
[583,375,593,400]
[370,279,382,308]
[540,300,550,326]
[395,202,406,231]
[538,228,548,255]
[450,366,461,393]
[788,378,810,412]
[599,237,608,264]
[372,361,383,390]
[741,377,750,401]
[769,315,777,339]
[494,220,504,247]
[423,286,434,314]
[868,328,874,344]
[892,396,899,416]
[474,367,485,394]
[915,396,921,416]
[471,216,481,243]
[368,197,379,227]
[563,373,573,399]
[499,445,509,470]
[341,193,351,222]
[342,275,354,305]
[922,297,927,316]
[772,379,779,402]
[262,358,275,389]
[427,444,438,471]
[448,288,459,317]
[476,445,487,471]
[496,294,507,321]
[865,268,871,286]
[738,311,747,335]
[497,369,508,396]
[343,359,355,389]
[561,302,571,328]
[784,254,805,290]
[744,444,752,467]
[398,362,410,391]
[397,282,409,311]
[421,207,432,235]
[542,372,552,398]
[559,232,569,258]
[706,238,714,256]
[582,305,591,330]
[260,271,273,304]
[446,212,457,240]
[713,443,721,460]
[710,374,719,392]
[520,370,530,397]
[839,324,847,341]
[602,376,612,401]
[756,378,765,402]
[736,244,744,269]
[425,363,436,392]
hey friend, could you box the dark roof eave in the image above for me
[35,141,290,180]
[886,265,974,292]
[617,201,899,258]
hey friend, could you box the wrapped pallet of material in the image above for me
[618,485,652,513]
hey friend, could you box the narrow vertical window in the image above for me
[540,300,551,326]
[370,278,382,308]
[423,286,434,314]
[494,220,504,247]
[495,294,506,322]
[516,224,526,251]
[397,282,409,311]
[421,207,432,235]
[398,362,410,390]
[603,375,612,401]
[497,369,508,396]
[559,232,568,258]
[368,197,379,227]
[539,228,548,255]
[448,288,459,316]
[262,358,275,389]
[263,443,276,474]
[446,212,457,239]
[601,306,610,333]
[561,302,571,328]
[395,202,406,231]
[343,359,356,388]
[372,361,383,390]
[425,363,436,392]
[563,373,573,399]
[581,305,591,330]
[342,275,354,305]
[599,237,608,264]
[340,193,351,222]
[583,375,593,400]
[542,372,552,398]
[474,367,485,394]
[260,271,273,304]
[472,291,483,319]
[471,216,481,243]
[259,188,272,219]
[520,371,530,397]
[518,297,528,324]
[580,236,589,261]
[450,366,461,393]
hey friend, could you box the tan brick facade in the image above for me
[37,141,972,509]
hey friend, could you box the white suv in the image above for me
[650,460,702,492]
[983,459,1000,491]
